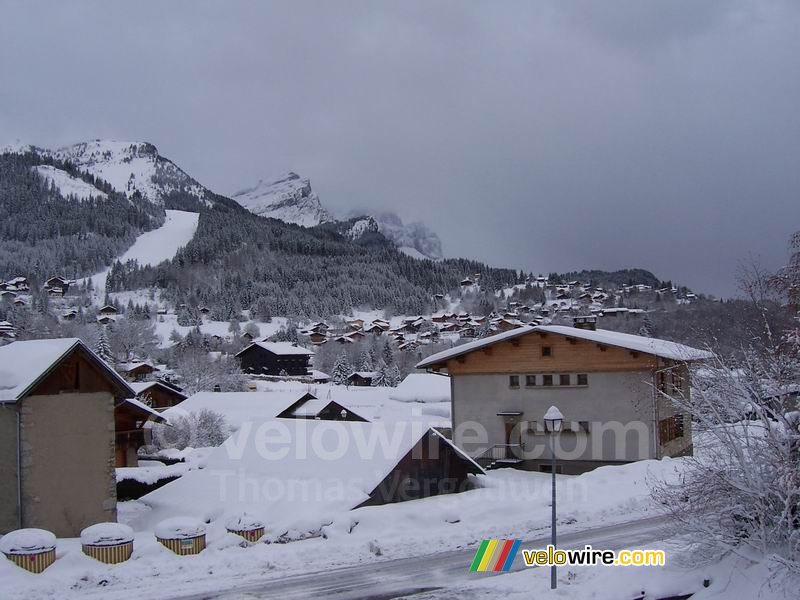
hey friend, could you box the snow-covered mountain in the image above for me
[371,212,443,260]
[232,172,334,227]
[6,140,222,209]
[233,172,444,259]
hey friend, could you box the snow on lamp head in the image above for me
[543,405,564,434]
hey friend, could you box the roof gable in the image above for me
[0,338,135,403]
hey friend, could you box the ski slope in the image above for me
[90,210,199,294]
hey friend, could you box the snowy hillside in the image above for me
[11,140,223,209]
[232,172,334,227]
[89,210,199,292]
[32,165,108,201]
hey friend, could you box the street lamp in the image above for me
[543,405,563,590]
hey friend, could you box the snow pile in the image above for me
[79,523,134,547]
[224,513,265,532]
[154,518,206,540]
[390,373,450,403]
[33,165,108,201]
[0,529,56,554]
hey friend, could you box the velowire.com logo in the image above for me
[469,539,521,572]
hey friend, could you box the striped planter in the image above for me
[157,534,206,556]
[227,527,264,543]
[3,548,56,574]
[82,541,134,564]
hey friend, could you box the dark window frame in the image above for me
[509,375,520,388]
[542,374,553,386]
[577,373,588,386]
[559,374,571,386]
[541,346,552,357]
[525,375,537,387]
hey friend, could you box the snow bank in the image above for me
[390,373,450,403]
[154,518,206,540]
[224,513,265,532]
[79,524,134,547]
[0,529,56,554]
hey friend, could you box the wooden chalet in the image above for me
[130,380,188,411]
[235,341,314,376]
[99,305,119,316]
[118,360,160,382]
[347,371,377,387]
[44,276,70,296]
[277,393,368,421]
[115,397,167,467]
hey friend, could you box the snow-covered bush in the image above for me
[651,340,800,580]
[151,409,231,450]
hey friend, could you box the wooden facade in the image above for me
[236,344,311,376]
[359,430,482,507]
[134,381,187,411]
[429,330,657,375]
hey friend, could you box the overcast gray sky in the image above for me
[2,1,798,297]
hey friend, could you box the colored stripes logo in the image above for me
[469,539,521,572]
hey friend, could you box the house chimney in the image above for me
[573,315,597,331]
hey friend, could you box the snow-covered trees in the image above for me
[94,326,114,365]
[332,352,354,385]
[172,350,248,395]
[243,321,261,340]
[107,318,158,362]
[651,343,800,579]
[150,409,230,451]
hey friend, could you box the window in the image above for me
[577,373,588,386]
[525,375,536,387]
[657,371,667,393]
[559,374,571,386]
[578,420,590,433]
[541,346,552,357]
[659,415,685,443]
[674,413,685,437]
[542,374,553,386]
[509,375,520,388]
[672,371,684,393]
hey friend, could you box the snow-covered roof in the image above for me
[120,396,167,423]
[162,391,315,430]
[0,338,135,403]
[140,419,479,532]
[236,341,314,357]
[535,326,714,361]
[351,371,378,379]
[390,373,451,404]
[290,397,332,417]
[416,325,713,369]
[118,360,158,372]
[129,380,187,400]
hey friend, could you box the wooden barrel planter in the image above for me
[155,518,206,556]
[0,528,57,574]
[225,513,265,543]
[81,523,135,564]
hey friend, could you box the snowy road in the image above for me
[170,516,671,600]
[89,209,199,293]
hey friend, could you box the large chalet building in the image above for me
[416,316,712,474]
[235,341,314,376]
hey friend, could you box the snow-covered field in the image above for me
[89,210,199,294]
[1,458,685,600]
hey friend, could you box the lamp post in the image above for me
[543,405,563,590]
